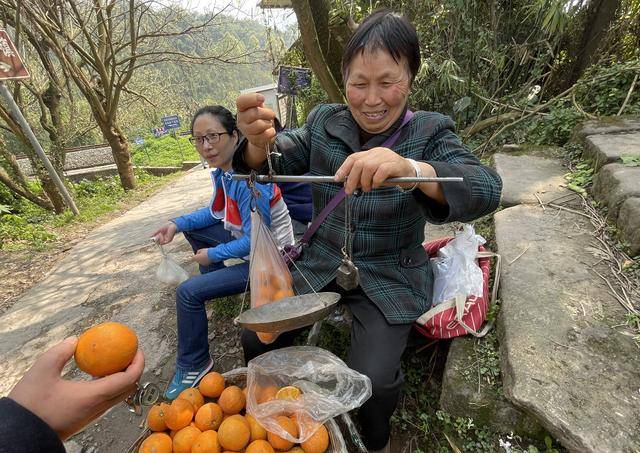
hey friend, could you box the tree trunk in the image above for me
[567,0,621,87]
[99,121,136,190]
[291,0,345,103]
[0,138,30,189]
[24,157,67,213]
[0,166,54,211]
[41,82,66,170]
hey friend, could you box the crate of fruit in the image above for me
[130,366,348,452]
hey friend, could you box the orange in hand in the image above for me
[74,322,138,377]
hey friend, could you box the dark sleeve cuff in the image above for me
[0,397,65,453]
[231,137,270,174]
[412,159,473,224]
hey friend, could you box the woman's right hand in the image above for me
[152,222,177,245]
[236,93,277,149]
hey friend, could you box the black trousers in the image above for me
[241,281,413,450]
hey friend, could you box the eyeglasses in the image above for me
[188,132,230,146]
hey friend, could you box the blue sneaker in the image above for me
[164,358,214,400]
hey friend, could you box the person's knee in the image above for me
[352,360,402,397]
[176,281,199,309]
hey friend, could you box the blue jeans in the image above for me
[176,223,249,370]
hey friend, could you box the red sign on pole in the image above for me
[0,30,29,81]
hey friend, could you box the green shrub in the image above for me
[130,134,199,167]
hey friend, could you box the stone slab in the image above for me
[618,197,640,256]
[583,132,640,171]
[571,116,640,143]
[495,204,640,452]
[592,163,640,219]
[494,154,570,207]
[440,336,546,439]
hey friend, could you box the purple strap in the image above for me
[299,110,414,245]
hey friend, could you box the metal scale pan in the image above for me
[235,292,341,332]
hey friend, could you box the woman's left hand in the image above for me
[194,249,212,266]
[335,147,430,194]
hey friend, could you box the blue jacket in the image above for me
[171,169,292,263]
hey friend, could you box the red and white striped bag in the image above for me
[414,237,501,339]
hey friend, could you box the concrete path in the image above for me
[0,166,212,396]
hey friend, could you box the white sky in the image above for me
[178,0,297,29]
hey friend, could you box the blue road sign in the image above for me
[277,66,312,95]
[162,115,180,130]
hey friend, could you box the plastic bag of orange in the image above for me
[249,210,295,344]
[246,346,371,446]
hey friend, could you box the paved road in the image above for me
[0,166,211,396]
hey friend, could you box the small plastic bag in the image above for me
[155,243,190,285]
[431,224,485,306]
[249,210,295,344]
[246,346,372,444]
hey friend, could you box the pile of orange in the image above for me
[139,374,330,453]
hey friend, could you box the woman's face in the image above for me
[192,114,237,171]
[345,49,411,134]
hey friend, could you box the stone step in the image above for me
[572,116,640,255]
[583,132,640,171]
[592,163,640,219]
[495,203,640,452]
[618,198,640,256]
[571,116,640,143]
[439,335,546,440]
[493,153,571,207]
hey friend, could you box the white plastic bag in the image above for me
[246,346,372,444]
[155,243,190,285]
[431,224,485,306]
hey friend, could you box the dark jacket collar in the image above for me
[324,105,409,153]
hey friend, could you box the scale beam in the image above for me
[231,174,463,184]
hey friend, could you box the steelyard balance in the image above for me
[233,171,464,334]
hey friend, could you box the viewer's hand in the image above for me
[335,147,435,194]
[194,248,212,266]
[8,337,145,440]
[152,222,177,245]
[236,93,277,149]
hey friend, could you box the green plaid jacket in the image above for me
[236,104,502,324]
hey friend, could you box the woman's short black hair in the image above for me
[190,105,237,134]
[341,9,420,83]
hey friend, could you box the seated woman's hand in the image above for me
[152,222,177,245]
[335,147,435,194]
[236,93,277,149]
[193,248,212,266]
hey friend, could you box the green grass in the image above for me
[130,134,200,167]
[0,169,179,251]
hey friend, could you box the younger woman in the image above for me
[152,105,294,399]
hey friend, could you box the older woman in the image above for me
[235,10,501,452]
